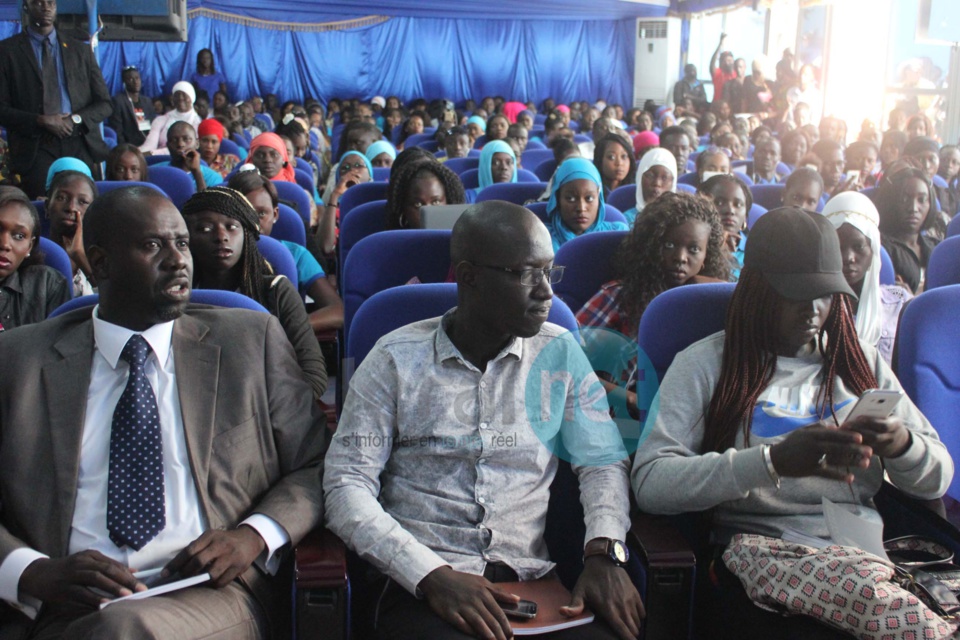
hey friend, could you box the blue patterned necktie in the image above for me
[107,334,166,551]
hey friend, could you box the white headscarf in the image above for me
[171,81,197,107]
[634,148,678,213]
[822,192,882,347]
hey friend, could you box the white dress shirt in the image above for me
[0,307,289,616]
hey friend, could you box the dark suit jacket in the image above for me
[0,306,327,622]
[0,30,112,174]
[108,91,155,147]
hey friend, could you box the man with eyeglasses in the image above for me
[325,201,643,640]
[108,65,156,146]
[0,0,113,198]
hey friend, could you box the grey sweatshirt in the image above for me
[631,331,953,544]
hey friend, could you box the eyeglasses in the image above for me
[122,65,138,72]
[340,161,367,173]
[469,263,565,287]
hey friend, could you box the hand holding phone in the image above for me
[842,389,911,458]
[501,598,538,619]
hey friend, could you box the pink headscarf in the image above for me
[502,101,527,124]
[556,104,571,115]
[632,131,660,157]
[249,132,296,183]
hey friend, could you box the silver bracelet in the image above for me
[762,444,781,490]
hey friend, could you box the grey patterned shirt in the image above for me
[324,310,631,595]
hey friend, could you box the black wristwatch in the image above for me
[583,538,629,567]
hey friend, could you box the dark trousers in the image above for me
[18,135,99,200]
[370,564,621,640]
[711,551,852,640]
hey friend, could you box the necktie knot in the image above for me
[120,334,151,369]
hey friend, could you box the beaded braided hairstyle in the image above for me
[181,186,273,305]
[384,160,466,230]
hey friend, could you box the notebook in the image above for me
[497,579,595,635]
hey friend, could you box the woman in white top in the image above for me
[140,81,202,156]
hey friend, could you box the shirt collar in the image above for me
[435,308,524,368]
[92,305,175,370]
[1,270,22,294]
[26,26,57,45]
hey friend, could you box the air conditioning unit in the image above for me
[633,17,682,109]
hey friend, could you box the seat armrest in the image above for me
[294,527,348,589]
[628,512,697,569]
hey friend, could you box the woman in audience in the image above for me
[878,130,908,183]
[44,157,92,195]
[780,167,824,212]
[632,206,951,640]
[693,146,732,187]
[824,192,912,365]
[397,112,426,150]
[632,130,659,159]
[903,136,956,217]
[577,192,729,414]
[0,187,71,329]
[465,115,486,142]
[45,170,98,297]
[812,139,850,198]
[248,132,297,183]
[181,187,327,402]
[365,140,397,169]
[485,114,510,143]
[698,173,752,279]
[938,144,960,216]
[622,147,678,225]
[105,144,148,182]
[517,109,535,131]
[189,49,227,105]
[593,134,636,197]
[228,171,344,333]
[385,160,465,230]
[197,119,240,178]
[545,157,627,251]
[140,81,202,155]
[906,113,935,141]
[877,167,941,294]
[466,140,517,202]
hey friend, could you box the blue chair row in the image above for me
[459,168,540,189]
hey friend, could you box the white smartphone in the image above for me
[844,389,903,423]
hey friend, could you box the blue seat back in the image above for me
[256,234,299,291]
[340,182,389,219]
[897,285,960,500]
[218,137,241,158]
[39,237,72,286]
[926,235,960,290]
[676,172,698,186]
[271,203,307,247]
[342,230,453,347]
[521,149,553,169]
[371,167,391,182]
[146,154,172,166]
[525,138,546,150]
[403,132,436,149]
[534,159,558,182]
[880,246,895,285]
[607,185,636,212]
[947,214,960,238]
[338,200,387,275]
[746,203,769,229]
[750,183,785,210]
[676,183,697,194]
[146,165,197,211]
[553,231,629,313]
[294,167,315,195]
[443,157,480,176]
[460,168,540,190]
[638,283,737,383]
[231,133,250,151]
[475,182,547,205]
[274,181,312,226]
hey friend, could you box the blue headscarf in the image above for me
[336,150,374,183]
[364,140,396,163]
[478,140,517,190]
[46,157,92,191]
[547,157,628,251]
[467,115,487,133]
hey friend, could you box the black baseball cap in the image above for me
[744,207,856,301]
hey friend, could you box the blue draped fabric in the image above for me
[0,13,641,106]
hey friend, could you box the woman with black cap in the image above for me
[632,207,952,639]
[181,186,327,403]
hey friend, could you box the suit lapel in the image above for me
[17,32,41,81]
[43,321,94,556]
[172,314,219,522]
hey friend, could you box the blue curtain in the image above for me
[0,14,638,106]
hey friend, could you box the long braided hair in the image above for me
[614,192,730,336]
[181,186,273,306]
[702,266,879,453]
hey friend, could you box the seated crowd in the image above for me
[1,28,959,640]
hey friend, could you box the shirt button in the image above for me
[479,422,488,430]
[479,381,487,389]
[478,458,486,464]
[478,497,486,504]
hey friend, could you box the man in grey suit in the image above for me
[0,186,327,638]
[0,0,112,198]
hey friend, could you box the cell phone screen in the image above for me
[501,599,538,619]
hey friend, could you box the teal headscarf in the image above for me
[478,140,517,190]
[336,150,374,183]
[46,157,92,191]
[364,140,397,163]
[467,115,487,132]
[547,157,627,251]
